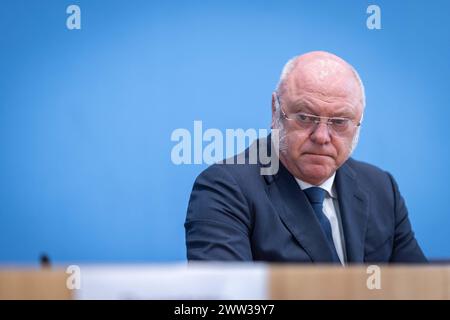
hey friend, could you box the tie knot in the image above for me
[304,187,325,205]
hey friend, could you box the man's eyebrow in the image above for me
[331,110,354,118]
[291,101,355,118]
[291,101,315,113]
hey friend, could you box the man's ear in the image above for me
[271,92,277,129]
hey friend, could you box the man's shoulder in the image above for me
[195,161,262,186]
[344,157,393,188]
[195,138,271,183]
[345,157,386,174]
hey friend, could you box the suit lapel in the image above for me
[335,161,369,263]
[265,162,338,263]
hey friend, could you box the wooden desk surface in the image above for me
[0,268,71,300]
[270,265,450,299]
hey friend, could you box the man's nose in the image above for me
[310,122,331,145]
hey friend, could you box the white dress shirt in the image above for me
[295,174,345,265]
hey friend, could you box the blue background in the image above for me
[1,0,449,263]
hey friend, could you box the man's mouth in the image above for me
[303,152,333,158]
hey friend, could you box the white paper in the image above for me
[74,262,268,300]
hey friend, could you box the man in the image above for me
[185,51,427,264]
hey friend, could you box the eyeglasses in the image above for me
[277,96,361,135]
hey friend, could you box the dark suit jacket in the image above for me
[185,138,427,263]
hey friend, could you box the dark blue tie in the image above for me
[303,187,341,263]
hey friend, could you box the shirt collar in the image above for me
[295,173,337,199]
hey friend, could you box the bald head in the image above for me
[277,51,365,110]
